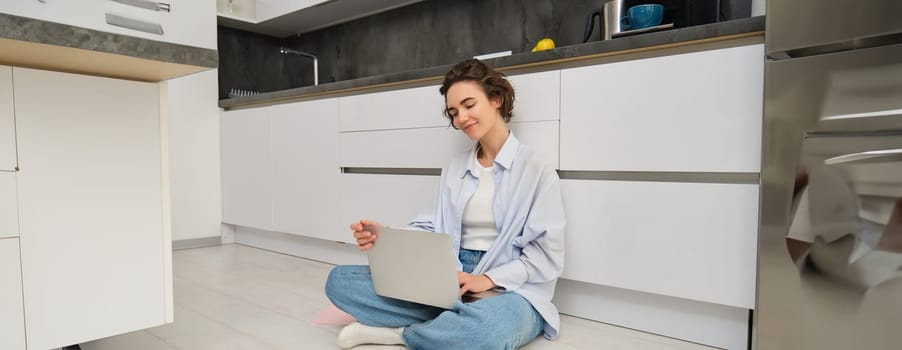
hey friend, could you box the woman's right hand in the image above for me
[350,219,382,251]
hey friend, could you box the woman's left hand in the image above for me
[457,271,497,295]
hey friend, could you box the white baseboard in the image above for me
[172,236,221,250]
[221,223,236,244]
[554,278,750,350]
[233,225,366,265]
[231,225,749,349]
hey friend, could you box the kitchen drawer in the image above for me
[505,70,561,123]
[339,121,559,169]
[0,0,104,30]
[339,173,439,244]
[221,107,273,231]
[0,0,216,50]
[338,70,560,132]
[560,179,758,308]
[0,238,26,350]
[0,172,18,239]
[1,65,14,172]
[560,44,763,173]
[339,85,445,132]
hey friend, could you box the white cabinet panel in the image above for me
[0,238,25,350]
[0,0,104,31]
[271,99,343,241]
[339,84,445,132]
[507,70,560,122]
[509,121,560,169]
[0,172,17,239]
[339,121,559,169]
[157,0,218,50]
[14,68,167,349]
[339,173,439,244]
[340,126,471,168]
[221,107,273,231]
[338,70,560,133]
[560,180,758,309]
[0,65,14,172]
[0,0,216,50]
[560,44,763,172]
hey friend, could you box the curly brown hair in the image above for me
[439,59,515,127]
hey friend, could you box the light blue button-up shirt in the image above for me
[408,132,566,339]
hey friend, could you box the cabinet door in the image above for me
[271,99,343,241]
[338,70,560,133]
[560,44,763,172]
[0,238,25,350]
[339,84,445,132]
[0,0,104,31]
[156,0,218,49]
[507,70,560,122]
[339,126,471,169]
[339,174,439,244]
[339,121,560,169]
[0,0,216,50]
[221,107,273,231]
[13,68,167,350]
[0,172,18,239]
[560,180,758,309]
[0,65,15,171]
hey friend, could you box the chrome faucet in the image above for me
[279,47,319,86]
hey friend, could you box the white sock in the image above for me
[337,322,405,349]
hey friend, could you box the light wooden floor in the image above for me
[82,244,716,350]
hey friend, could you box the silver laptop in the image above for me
[366,226,499,309]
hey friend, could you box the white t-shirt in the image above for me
[461,155,499,251]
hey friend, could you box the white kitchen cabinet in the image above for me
[340,126,470,168]
[225,0,424,37]
[221,107,273,231]
[509,121,560,168]
[338,70,560,133]
[14,67,170,349]
[0,172,17,239]
[0,238,25,350]
[156,0,218,50]
[339,173,439,243]
[339,120,560,169]
[339,84,445,132]
[271,99,343,241]
[0,65,14,172]
[560,179,759,309]
[506,70,560,123]
[0,0,216,50]
[255,0,329,21]
[560,44,763,172]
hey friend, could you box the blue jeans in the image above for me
[325,249,544,350]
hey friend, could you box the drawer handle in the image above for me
[826,148,902,165]
[823,108,902,121]
[105,13,164,35]
[111,0,171,12]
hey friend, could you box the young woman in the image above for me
[325,58,566,349]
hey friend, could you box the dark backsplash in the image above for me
[217,0,750,99]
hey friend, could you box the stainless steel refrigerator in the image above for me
[756,1,902,349]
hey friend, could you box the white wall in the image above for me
[166,69,222,240]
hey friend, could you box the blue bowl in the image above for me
[625,4,664,30]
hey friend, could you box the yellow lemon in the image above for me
[531,38,555,52]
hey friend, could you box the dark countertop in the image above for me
[0,12,218,82]
[221,16,764,110]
